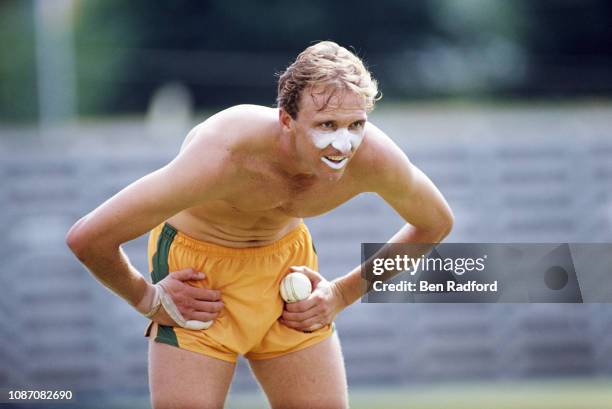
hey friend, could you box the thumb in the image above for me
[291,266,322,287]
[171,268,205,281]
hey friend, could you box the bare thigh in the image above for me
[148,340,236,409]
[248,333,348,409]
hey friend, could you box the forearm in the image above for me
[332,223,450,306]
[71,244,150,310]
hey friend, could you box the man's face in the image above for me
[291,87,367,177]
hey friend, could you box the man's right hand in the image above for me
[141,268,224,327]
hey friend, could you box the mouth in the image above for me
[321,155,348,170]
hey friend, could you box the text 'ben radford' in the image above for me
[372,280,498,293]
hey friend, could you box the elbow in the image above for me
[411,208,454,243]
[65,217,91,260]
[427,209,454,243]
[439,210,455,241]
[440,221,453,242]
[66,216,119,261]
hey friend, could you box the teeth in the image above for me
[321,156,348,170]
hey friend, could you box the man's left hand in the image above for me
[279,266,347,332]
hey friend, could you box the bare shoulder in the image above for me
[349,121,414,194]
[162,105,277,195]
[181,104,279,154]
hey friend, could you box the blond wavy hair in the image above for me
[277,41,380,119]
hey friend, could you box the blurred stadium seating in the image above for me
[1,104,611,399]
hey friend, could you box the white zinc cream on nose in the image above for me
[310,128,365,169]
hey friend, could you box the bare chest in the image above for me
[228,174,359,217]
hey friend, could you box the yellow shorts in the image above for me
[144,221,334,363]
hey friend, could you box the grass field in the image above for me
[70,378,612,409]
[228,378,612,409]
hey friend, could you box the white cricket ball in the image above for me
[280,272,312,303]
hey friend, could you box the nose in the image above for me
[331,132,352,154]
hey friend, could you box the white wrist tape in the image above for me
[157,285,212,330]
[143,285,162,319]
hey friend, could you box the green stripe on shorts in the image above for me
[151,223,179,347]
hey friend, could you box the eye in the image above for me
[319,121,335,130]
[349,121,365,130]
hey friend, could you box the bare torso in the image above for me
[165,106,368,247]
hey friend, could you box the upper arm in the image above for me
[362,123,454,234]
[67,125,233,251]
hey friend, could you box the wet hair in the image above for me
[277,41,380,119]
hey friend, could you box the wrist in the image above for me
[134,283,161,317]
[331,278,352,310]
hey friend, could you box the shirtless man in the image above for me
[66,41,453,409]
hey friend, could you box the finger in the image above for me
[193,300,224,313]
[284,291,322,312]
[291,266,322,287]
[304,323,324,332]
[282,305,321,322]
[188,287,222,301]
[171,268,205,281]
[281,315,321,330]
[279,317,300,329]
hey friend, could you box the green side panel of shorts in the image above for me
[151,223,179,347]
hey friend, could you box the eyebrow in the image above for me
[316,118,367,125]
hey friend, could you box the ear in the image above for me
[278,108,294,133]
